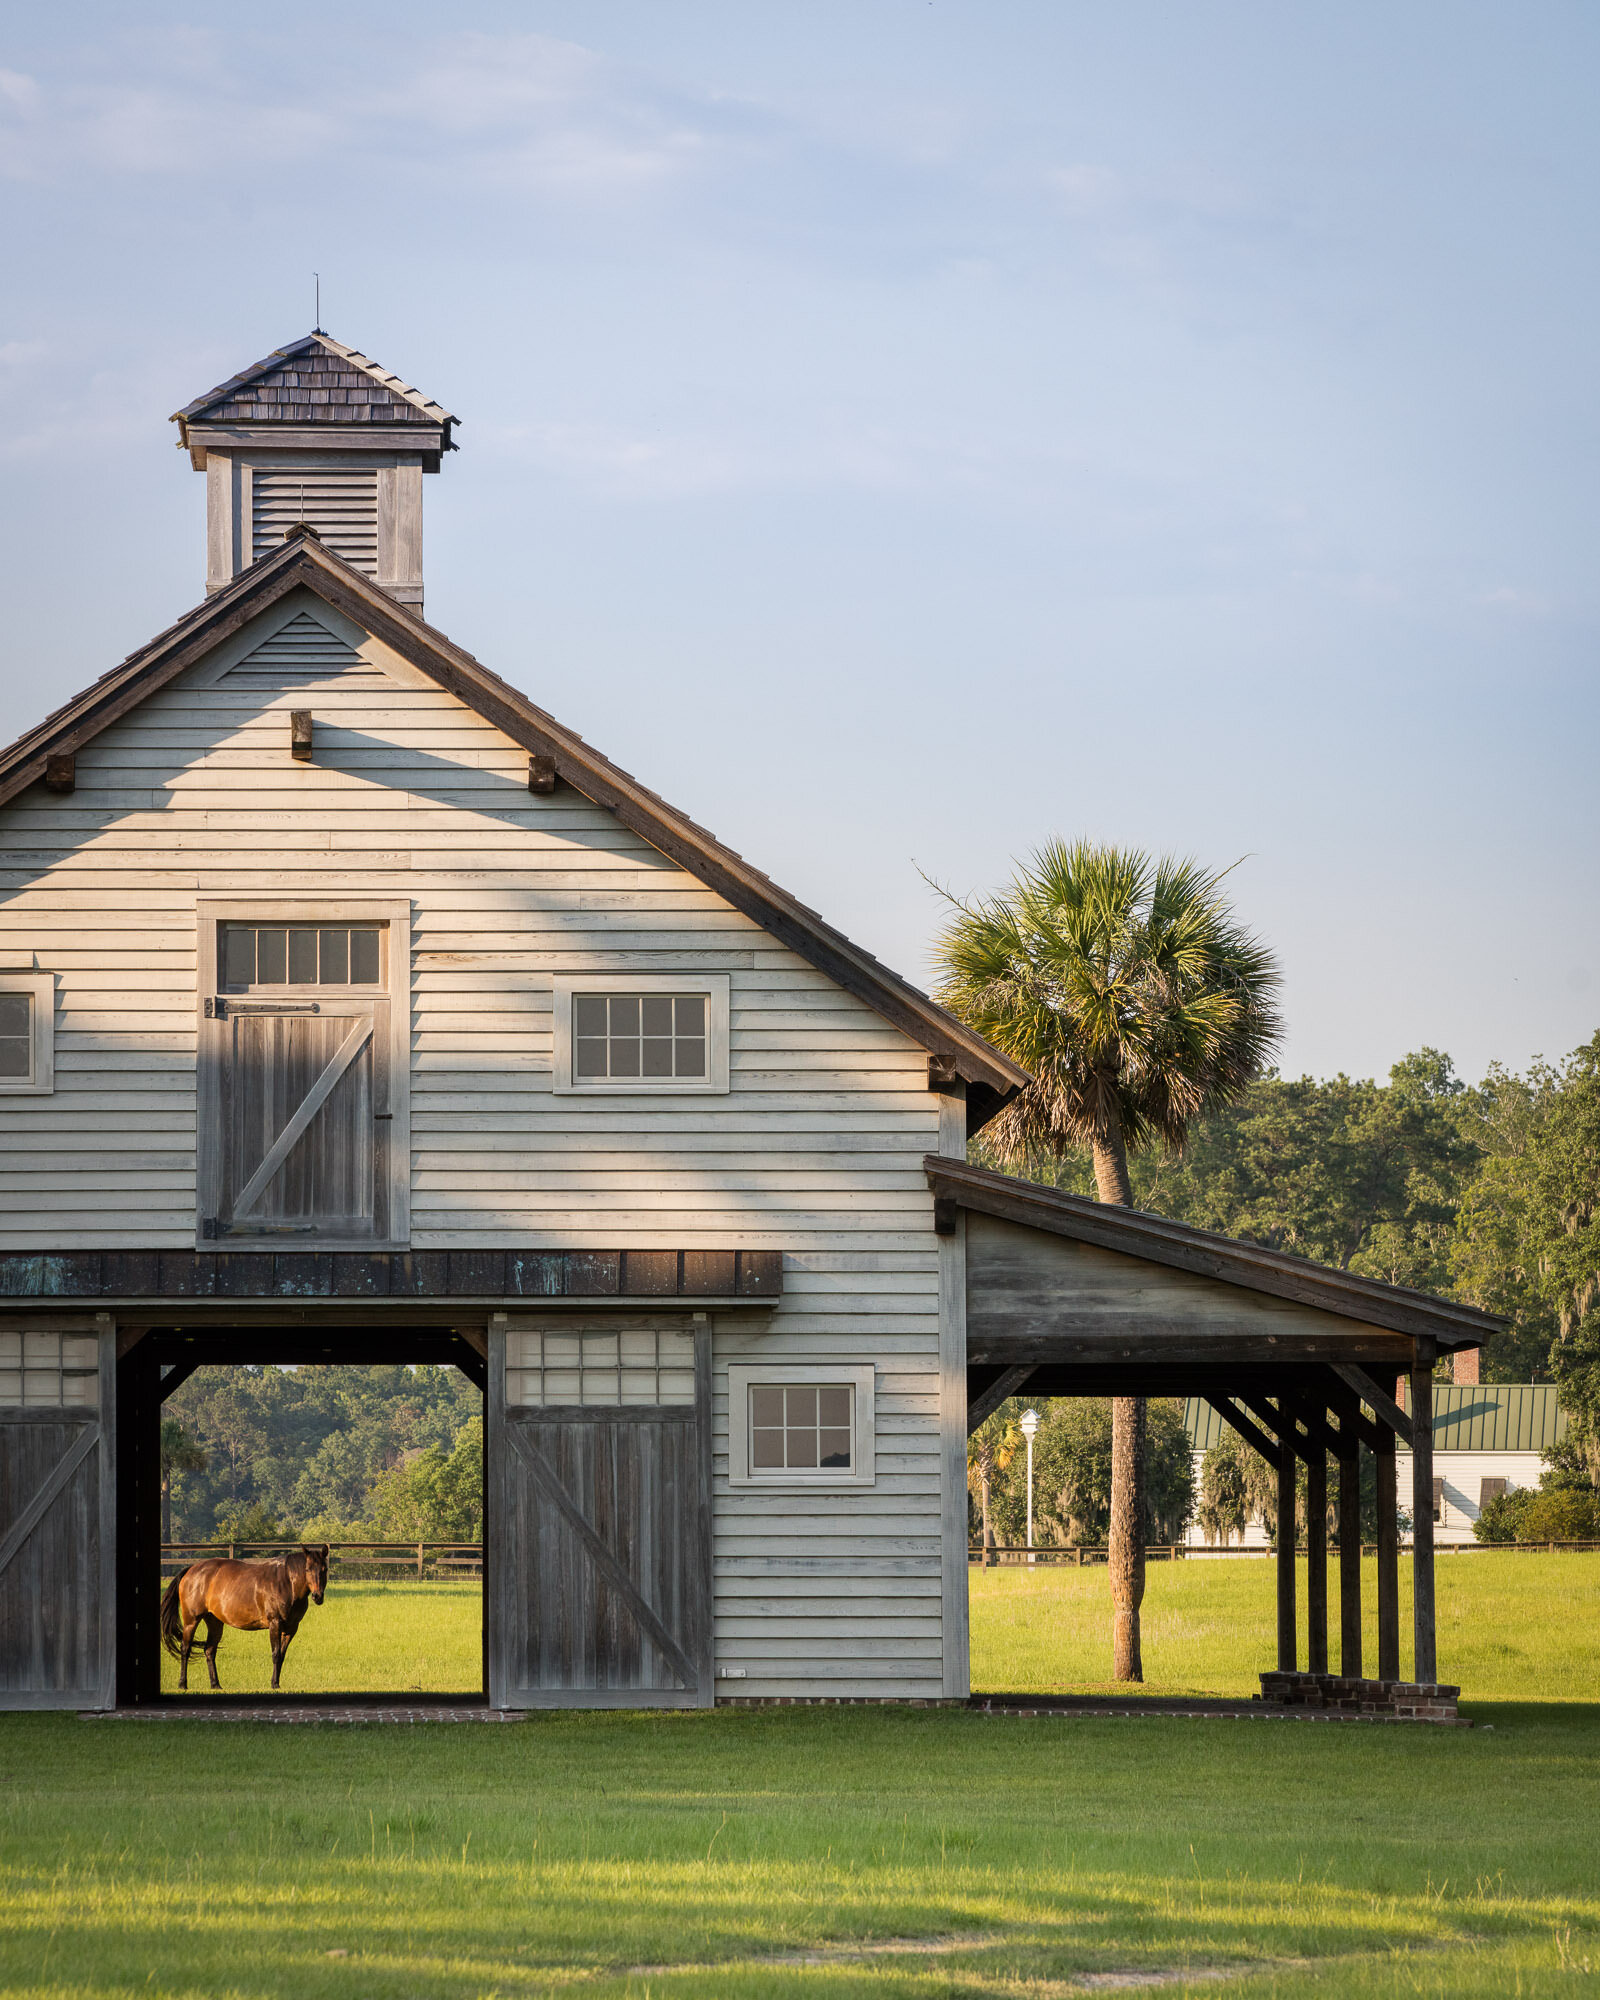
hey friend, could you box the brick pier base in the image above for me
[1258,1672,1461,1721]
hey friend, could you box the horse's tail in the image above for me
[159,1570,185,1658]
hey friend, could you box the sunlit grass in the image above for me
[969,1550,1600,1703]
[1,1703,1597,1996]
[157,1578,482,1695]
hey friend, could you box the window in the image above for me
[0,973,54,1095]
[1432,1476,1445,1523]
[0,1327,98,1409]
[726,1364,875,1487]
[1479,1476,1508,1508]
[220,924,382,988]
[554,975,729,1094]
[506,1327,696,1407]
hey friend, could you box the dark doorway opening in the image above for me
[117,1328,486,1707]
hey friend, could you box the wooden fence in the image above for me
[161,1541,482,1579]
[971,1539,1600,1564]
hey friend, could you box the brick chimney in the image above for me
[1453,1346,1480,1386]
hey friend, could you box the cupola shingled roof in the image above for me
[172,332,457,453]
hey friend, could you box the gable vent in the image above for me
[252,467,379,574]
[225,611,391,692]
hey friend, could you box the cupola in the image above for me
[172,333,457,610]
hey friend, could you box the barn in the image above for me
[0,333,1501,1714]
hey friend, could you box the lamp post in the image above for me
[1020,1408,1040,1563]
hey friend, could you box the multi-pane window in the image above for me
[0,974,53,1095]
[572,993,707,1081]
[0,1329,98,1409]
[221,924,382,988]
[507,1328,696,1407]
[750,1383,854,1471]
[0,992,31,1081]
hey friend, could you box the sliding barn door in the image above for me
[0,1319,115,1710]
[488,1321,713,1709]
[202,996,391,1243]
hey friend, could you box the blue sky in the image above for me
[3,3,1596,1083]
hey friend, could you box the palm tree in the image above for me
[934,839,1281,1679]
[967,1407,1017,1565]
[159,1420,207,1544]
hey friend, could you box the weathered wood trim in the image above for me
[94,1324,117,1711]
[486,1320,510,1707]
[930,1158,1503,1348]
[694,1320,715,1708]
[938,1208,968,1700]
[0,1249,783,1302]
[1411,1345,1437,1683]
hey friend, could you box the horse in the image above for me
[159,1545,329,1690]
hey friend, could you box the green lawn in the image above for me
[970,1549,1600,1702]
[0,1556,1590,1998]
[157,1579,483,1696]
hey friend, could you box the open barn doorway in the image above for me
[116,1329,486,1707]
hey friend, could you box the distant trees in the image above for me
[161,1364,481,1542]
[977,1398,1194,1549]
[158,1421,206,1543]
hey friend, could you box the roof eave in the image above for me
[0,544,1025,1107]
[926,1154,1507,1349]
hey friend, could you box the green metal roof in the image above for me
[1184,1386,1566,1456]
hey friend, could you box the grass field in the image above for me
[3,1555,1585,1997]
[157,1580,483,1696]
[969,1550,1600,1702]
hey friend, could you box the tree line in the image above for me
[161,1364,482,1544]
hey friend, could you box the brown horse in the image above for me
[159,1545,329,1690]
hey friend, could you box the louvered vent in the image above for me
[252,467,379,574]
[226,611,391,690]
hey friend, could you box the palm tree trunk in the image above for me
[1094,1124,1145,1681]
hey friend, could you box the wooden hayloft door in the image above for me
[197,915,406,1245]
[0,1319,116,1710]
[488,1321,713,1709]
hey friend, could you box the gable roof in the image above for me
[925,1155,1505,1348]
[172,332,456,448]
[0,536,1027,1130]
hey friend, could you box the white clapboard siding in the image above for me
[0,591,956,1698]
[252,475,380,575]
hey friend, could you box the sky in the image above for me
[3,2,1597,1085]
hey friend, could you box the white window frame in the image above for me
[553,974,730,1095]
[0,972,54,1096]
[725,1363,876,1489]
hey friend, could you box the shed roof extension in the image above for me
[0,535,1027,1131]
[926,1155,1506,1349]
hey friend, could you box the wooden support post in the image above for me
[1276,1424,1297,1672]
[1375,1420,1400,1680]
[1411,1343,1437,1683]
[1305,1425,1328,1675]
[1338,1432,1362,1677]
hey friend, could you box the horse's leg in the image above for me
[203,1615,224,1690]
[178,1616,199,1691]
[269,1618,286,1690]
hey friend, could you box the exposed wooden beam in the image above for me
[157,1358,204,1403]
[528,753,557,794]
[43,753,75,793]
[290,710,313,761]
[966,1365,1035,1434]
[968,1332,1410,1367]
[1332,1362,1414,1444]
[1209,1397,1284,1466]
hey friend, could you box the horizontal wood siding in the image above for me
[0,590,949,1697]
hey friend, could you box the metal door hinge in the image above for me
[200,1216,222,1239]
[205,997,225,1019]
